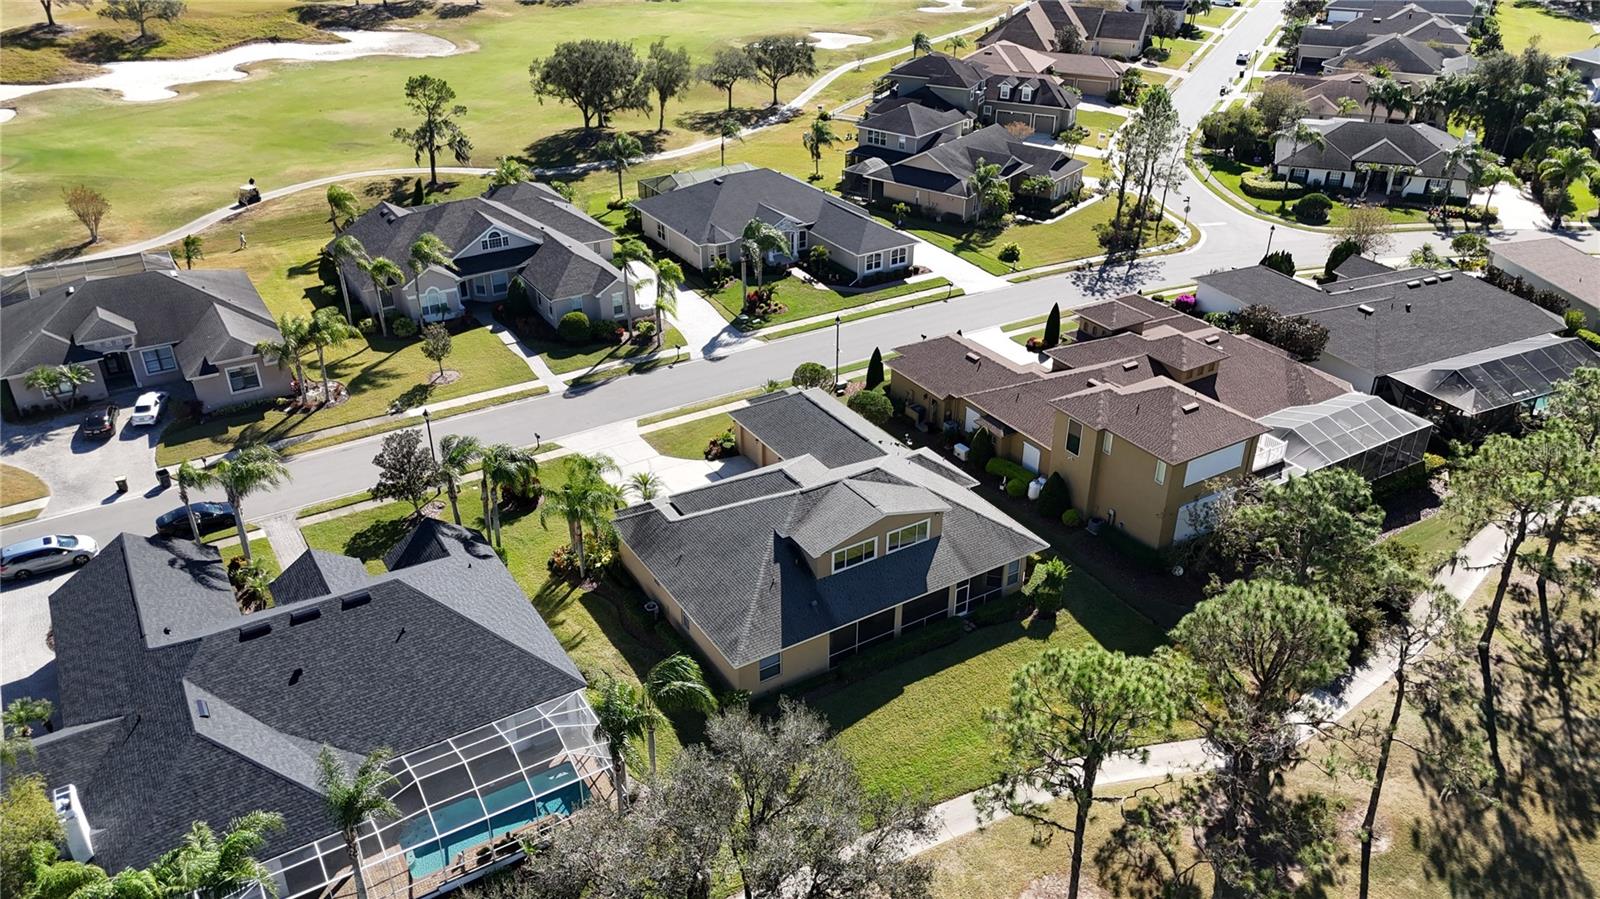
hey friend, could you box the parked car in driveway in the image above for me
[128,391,167,427]
[155,502,235,538]
[79,404,119,439]
[1,535,98,581]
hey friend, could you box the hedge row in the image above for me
[1241,171,1308,200]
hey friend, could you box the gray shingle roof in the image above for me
[885,51,989,89]
[1276,118,1466,178]
[849,124,1085,196]
[859,100,972,137]
[967,41,1125,81]
[269,549,373,605]
[1052,380,1269,464]
[1488,238,1600,304]
[27,524,585,872]
[1322,33,1472,77]
[1300,5,1468,50]
[729,388,896,468]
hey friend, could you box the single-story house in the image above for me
[1263,72,1443,125]
[1272,118,1469,199]
[967,40,1125,97]
[336,181,629,330]
[980,0,1150,59]
[1487,238,1600,326]
[1,260,291,414]
[1295,5,1467,71]
[845,123,1086,222]
[614,388,1047,694]
[631,167,918,283]
[21,519,612,899]
[1321,32,1475,83]
[1323,0,1482,27]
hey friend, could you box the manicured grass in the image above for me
[905,200,1175,275]
[1199,152,1433,227]
[297,490,375,520]
[711,275,952,329]
[1157,38,1205,69]
[642,413,734,460]
[1498,0,1599,55]
[812,565,1169,800]
[1194,5,1236,27]
[0,464,49,507]
[1075,109,1126,148]
[155,326,533,466]
[0,508,43,527]
[1385,508,1467,565]
[540,328,687,375]
[218,538,281,581]
[279,385,551,458]
[0,0,1006,265]
[776,292,962,336]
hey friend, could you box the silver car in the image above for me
[1,535,99,581]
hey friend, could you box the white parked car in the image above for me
[128,391,168,427]
[1,535,99,581]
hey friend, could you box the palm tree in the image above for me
[179,234,204,269]
[718,117,743,167]
[1335,96,1362,117]
[437,434,482,526]
[1369,77,1408,123]
[256,315,312,404]
[477,443,540,547]
[651,257,682,349]
[326,184,360,234]
[1274,121,1325,211]
[945,34,969,54]
[305,307,359,404]
[600,132,645,201]
[489,155,530,188]
[407,232,453,277]
[150,812,285,899]
[176,461,217,542]
[358,255,405,338]
[801,115,838,179]
[328,234,368,326]
[3,697,53,737]
[641,653,716,775]
[592,675,652,804]
[541,454,622,579]
[967,158,1007,222]
[316,747,397,899]
[911,31,932,57]
[1537,146,1600,229]
[615,238,655,333]
[738,219,788,291]
[627,471,663,502]
[23,363,95,411]
[208,445,290,562]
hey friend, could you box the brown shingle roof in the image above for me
[888,334,1041,398]
[1051,381,1268,465]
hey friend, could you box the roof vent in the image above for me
[238,622,271,642]
[1086,378,1102,386]
[713,177,725,185]
[340,592,372,610]
[1202,334,1221,345]
[1121,360,1139,371]
[1181,402,1201,414]
[66,286,75,295]
[289,608,321,626]
[1423,275,1439,285]
[1406,280,1422,289]
[1357,303,1376,314]
[195,699,210,718]
[1437,272,1453,281]
[1404,302,1412,313]
[965,351,981,363]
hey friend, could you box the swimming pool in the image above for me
[402,763,590,879]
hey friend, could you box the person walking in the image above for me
[239,231,248,250]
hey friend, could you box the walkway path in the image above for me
[257,512,309,567]
[669,289,760,360]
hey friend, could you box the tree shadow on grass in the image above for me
[522,128,665,171]
[2,23,68,51]
[64,32,161,65]
[435,2,484,18]
[340,516,415,565]
[26,240,93,268]
[676,107,766,135]
[291,1,434,29]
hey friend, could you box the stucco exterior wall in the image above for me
[189,356,294,412]
[803,510,946,580]
[3,368,110,415]
[871,180,975,222]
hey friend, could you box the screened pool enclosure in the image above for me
[1260,393,1433,482]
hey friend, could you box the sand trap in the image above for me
[918,0,975,12]
[809,32,873,50]
[0,30,457,118]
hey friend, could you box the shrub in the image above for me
[590,316,619,342]
[1025,336,1045,352]
[1294,192,1333,225]
[791,361,832,389]
[357,317,378,334]
[1006,477,1028,498]
[1241,171,1307,200]
[633,320,658,342]
[1423,452,1447,476]
[558,311,591,344]
[1173,294,1198,315]
[390,315,418,338]
[1037,472,1070,519]
[1261,250,1296,276]
[847,388,893,426]
[1028,556,1071,619]
[1563,309,1587,336]
[985,457,1034,484]
[1373,461,1428,498]
[1324,237,1361,281]
[704,428,737,461]
[971,593,1025,626]
[707,256,736,291]
[1577,329,1600,351]
[1060,508,1083,528]
[1236,303,1329,360]
[969,427,995,471]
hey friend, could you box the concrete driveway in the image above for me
[1,389,174,518]
[0,573,61,719]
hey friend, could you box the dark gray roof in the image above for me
[1324,0,1481,22]
[1069,4,1150,42]
[1332,254,1395,280]
[729,388,896,468]
[614,452,1046,666]
[885,52,988,90]
[1323,33,1472,77]
[1299,5,1467,51]
[849,124,1085,195]
[269,549,371,605]
[984,73,1081,110]
[632,167,913,254]
[27,524,585,872]
[1383,334,1599,414]
[859,99,972,137]
[889,333,1042,398]
[1276,118,1466,178]
[1,270,280,379]
[1196,265,1335,315]
[1488,238,1600,303]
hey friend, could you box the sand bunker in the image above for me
[918,0,975,12]
[0,30,457,119]
[809,32,873,50]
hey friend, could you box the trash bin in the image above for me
[156,468,171,489]
[115,475,129,494]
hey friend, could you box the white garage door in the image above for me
[1021,442,1042,472]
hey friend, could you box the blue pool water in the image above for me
[404,763,590,879]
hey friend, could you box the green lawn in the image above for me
[811,564,1169,800]
[0,464,49,507]
[1157,38,1206,69]
[1199,152,1433,227]
[155,325,533,466]
[905,201,1175,275]
[0,0,1006,265]
[1194,5,1236,27]
[1385,508,1467,566]
[1076,109,1126,148]
[641,413,734,460]
[539,328,686,375]
[1498,0,1599,55]
[710,275,952,328]
[218,538,281,581]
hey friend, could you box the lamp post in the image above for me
[1183,195,1191,228]
[421,408,437,465]
[534,432,542,454]
[833,315,842,393]
[1264,223,1277,257]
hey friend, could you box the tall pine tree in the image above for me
[1043,303,1061,348]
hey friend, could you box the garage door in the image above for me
[996,110,1033,128]
[1021,442,1041,472]
[1033,113,1057,135]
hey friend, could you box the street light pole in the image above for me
[1183,195,1191,228]
[421,408,437,465]
[833,315,842,392]
[1264,223,1277,258]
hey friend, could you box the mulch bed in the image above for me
[428,369,462,387]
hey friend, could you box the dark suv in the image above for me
[79,404,119,439]
[155,502,236,538]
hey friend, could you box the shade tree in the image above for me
[370,429,440,514]
[391,75,473,188]
[641,39,693,133]
[529,39,649,131]
[744,36,817,107]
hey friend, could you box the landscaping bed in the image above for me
[641,413,735,460]
[1199,152,1435,227]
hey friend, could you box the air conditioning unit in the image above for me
[953,443,970,461]
[53,784,94,862]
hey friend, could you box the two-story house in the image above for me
[335,181,629,330]
[979,0,1150,59]
[613,388,1046,694]
[848,97,974,167]
[1295,4,1468,72]
[966,39,1125,98]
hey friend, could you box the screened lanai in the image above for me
[1380,334,1598,419]
[1260,392,1433,481]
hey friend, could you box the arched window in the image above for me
[421,286,451,319]
[480,230,509,251]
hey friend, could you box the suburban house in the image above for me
[0,257,290,414]
[636,162,758,198]
[979,0,1151,59]
[1263,72,1443,124]
[875,53,989,118]
[1320,33,1475,83]
[1322,0,1483,27]
[865,50,1093,135]
[886,293,1433,548]
[22,520,612,899]
[967,40,1125,98]
[1194,261,1598,430]
[844,123,1086,222]
[1295,5,1468,72]
[335,181,628,330]
[849,97,975,167]
[632,167,918,284]
[613,388,1047,694]
[1488,238,1600,327]
[1568,48,1600,105]
[1272,118,1468,199]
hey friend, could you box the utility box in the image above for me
[53,784,95,862]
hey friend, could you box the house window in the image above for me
[889,247,908,267]
[864,252,883,272]
[1006,558,1022,586]
[611,294,625,317]
[421,287,451,319]
[480,230,509,251]
[226,364,262,393]
[491,272,509,296]
[831,538,877,573]
[1154,459,1168,485]
[983,105,993,117]
[886,519,930,553]
[656,222,666,241]
[1065,420,1082,455]
[141,346,177,375]
[759,653,781,681]
[678,604,690,632]
[1101,431,1114,454]
[1019,85,1033,102]
[796,230,808,251]
[897,135,907,150]
[999,83,1012,100]
[474,278,489,297]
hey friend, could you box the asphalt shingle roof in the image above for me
[1276,118,1466,178]
[1489,238,1600,305]
[850,124,1085,195]
[1051,380,1269,465]
[729,388,896,468]
[890,334,1043,398]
